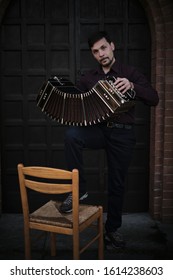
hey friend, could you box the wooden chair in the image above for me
[17,163,103,259]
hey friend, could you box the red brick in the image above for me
[162,207,173,215]
[161,215,173,223]
[163,191,173,199]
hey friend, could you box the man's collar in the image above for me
[111,60,120,73]
[94,60,120,75]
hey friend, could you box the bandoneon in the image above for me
[36,76,135,126]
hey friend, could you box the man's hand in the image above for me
[114,77,134,94]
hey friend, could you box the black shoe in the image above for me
[59,192,88,213]
[104,231,126,249]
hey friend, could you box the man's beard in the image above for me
[100,56,114,67]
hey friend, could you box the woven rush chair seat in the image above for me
[30,200,100,228]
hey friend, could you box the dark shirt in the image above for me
[77,60,159,124]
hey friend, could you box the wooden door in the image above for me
[0,0,151,212]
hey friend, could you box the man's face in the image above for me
[91,37,115,67]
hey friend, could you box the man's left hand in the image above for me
[114,77,133,94]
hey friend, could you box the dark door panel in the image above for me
[0,0,151,212]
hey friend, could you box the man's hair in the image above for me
[88,31,112,49]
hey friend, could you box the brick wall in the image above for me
[140,0,173,222]
[162,0,173,222]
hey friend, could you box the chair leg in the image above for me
[24,227,31,259]
[50,232,56,257]
[98,207,104,259]
[73,232,80,259]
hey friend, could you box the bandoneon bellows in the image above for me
[36,76,135,126]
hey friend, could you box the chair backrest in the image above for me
[17,163,79,225]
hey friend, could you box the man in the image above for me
[60,31,159,249]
